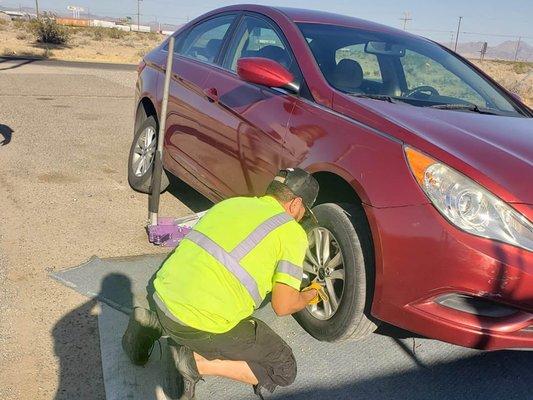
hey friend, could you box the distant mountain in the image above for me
[445,40,533,62]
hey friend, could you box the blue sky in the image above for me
[4,0,532,45]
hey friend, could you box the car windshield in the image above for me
[297,23,526,117]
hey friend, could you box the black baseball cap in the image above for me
[273,168,319,222]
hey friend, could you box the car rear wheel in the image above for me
[294,203,378,341]
[128,115,169,193]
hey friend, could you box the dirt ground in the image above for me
[0,59,194,399]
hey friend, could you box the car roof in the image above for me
[275,6,402,33]
[217,5,411,36]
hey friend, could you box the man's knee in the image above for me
[271,344,297,387]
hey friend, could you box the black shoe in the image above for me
[167,342,201,400]
[121,307,162,366]
[253,384,265,400]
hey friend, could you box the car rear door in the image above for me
[200,13,304,195]
[161,13,249,198]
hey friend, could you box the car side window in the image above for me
[178,14,236,64]
[225,15,296,76]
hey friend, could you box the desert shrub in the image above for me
[92,26,104,40]
[91,26,127,40]
[107,28,126,39]
[29,15,69,45]
[16,32,29,40]
[512,62,530,75]
[13,19,27,29]
[145,32,160,41]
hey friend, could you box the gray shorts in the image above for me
[155,305,297,393]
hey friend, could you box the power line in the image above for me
[399,11,412,31]
[454,16,463,52]
[514,37,522,61]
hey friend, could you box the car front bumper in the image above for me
[366,202,533,350]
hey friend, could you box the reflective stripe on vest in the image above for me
[185,212,292,308]
[276,260,303,281]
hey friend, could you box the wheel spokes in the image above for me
[329,269,344,281]
[320,229,330,265]
[302,260,316,273]
[314,229,322,264]
[305,248,319,270]
[134,157,144,176]
[324,278,339,310]
[325,252,342,270]
[323,296,333,318]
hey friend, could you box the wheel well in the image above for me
[135,97,157,133]
[313,172,362,206]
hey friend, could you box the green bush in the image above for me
[30,16,69,45]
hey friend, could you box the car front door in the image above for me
[162,13,250,199]
[199,13,305,196]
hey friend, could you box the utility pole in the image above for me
[454,16,463,52]
[514,37,522,61]
[449,32,455,49]
[400,12,412,31]
[137,0,142,32]
[35,0,39,17]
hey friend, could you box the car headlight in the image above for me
[405,146,533,252]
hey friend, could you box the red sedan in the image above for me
[128,5,533,350]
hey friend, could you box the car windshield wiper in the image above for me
[430,103,500,115]
[350,93,399,103]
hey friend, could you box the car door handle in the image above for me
[203,87,219,103]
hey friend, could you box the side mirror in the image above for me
[236,57,299,93]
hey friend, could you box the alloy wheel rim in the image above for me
[303,227,345,320]
[131,126,157,177]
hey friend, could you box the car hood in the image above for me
[356,100,533,204]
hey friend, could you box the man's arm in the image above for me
[271,282,317,316]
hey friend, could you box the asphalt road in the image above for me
[0,58,531,400]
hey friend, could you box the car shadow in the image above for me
[0,124,13,146]
[270,348,533,400]
[165,174,214,213]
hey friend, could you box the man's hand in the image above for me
[302,282,329,304]
[271,283,317,316]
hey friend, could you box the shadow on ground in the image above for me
[0,124,13,145]
[0,58,38,70]
[270,349,533,400]
[52,274,133,399]
[166,174,214,213]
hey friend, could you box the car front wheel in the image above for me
[294,203,378,341]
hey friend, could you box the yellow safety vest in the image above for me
[153,196,308,333]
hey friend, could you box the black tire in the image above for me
[128,115,169,194]
[293,203,378,342]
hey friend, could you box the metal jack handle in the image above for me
[149,35,175,226]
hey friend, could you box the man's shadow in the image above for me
[0,124,13,146]
[52,273,133,400]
